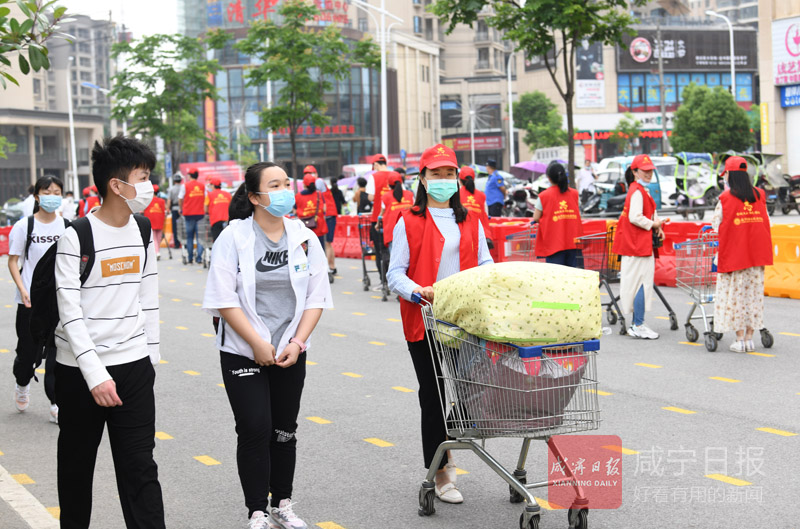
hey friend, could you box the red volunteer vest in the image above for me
[79,195,100,217]
[322,189,338,218]
[718,189,773,273]
[295,191,328,236]
[399,209,480,342]
[535,187,583,257]
[370,171,395,222]
[182,180,205,216]
[380,190,414,245]
[612,181,656,257]
[78,199,86,217]
[143,197,166,230]
[207,189,232,226]
[459,187,492,238]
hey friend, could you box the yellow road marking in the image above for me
[12,474,35,484]
[159,359,168,364]
[679,341,703,347]
[635,363,662,369]
[341,291,353,295]
[655,316,669,320]
[4,304,12,308]
[779,332,800,337]
[194,455,221,466]
[709,376,740,383]
[349,266,359,270]
[369,341,386,346]
[155,432,173,440]
[201,333,215,338]
[317,522,347,529]
[159,320,164,324]
[756,427,797,437]
[47,507,60,519]
[331,333,347,337]
[0,349,9,353]
[217,383,225,388]
[662,406,697,415]
[705,474,751,487]
[599,292,608,297]
[168,279,176,283]
[183,370,201,376]
[748,352,775,357]
[192,303,201,307]
[334,275,343,279]
[342,372,362,378]
[176,326,188,330]
[0,450,4,455]
[352,312,366,316]
[172,298,181,302]
[185,282,193,286]
[585,388,613,396]
[533,497,564,510]
[371,295,382,299]
[307,361,318,366]
[306,416,332,424]
[392,386,414,393]
[603,445,639,455]
[363,438,394,447]
[35,368,45,374]
[455,468,469,475]
[387,318,401,322]
[181,268,187,272]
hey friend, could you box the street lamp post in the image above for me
[706,10,736,100]
[234,118,242,162]
[66,57,79,194]
[506,52,515,168]
[469,109,476,165]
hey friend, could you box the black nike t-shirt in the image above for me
[253,225,295,350]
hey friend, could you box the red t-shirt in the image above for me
[295,191,328,236]
[143,197,166,231]
[207,189,232,226]
[182,180,205,216]
[380,189,414,245]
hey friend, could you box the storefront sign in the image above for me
[773,17,800,86]
[442,136,503,152]
[274,124,356,137]
[617,29,757,72]
[781,85,800,108]
[760,102,769,145]
[576,41,605,109]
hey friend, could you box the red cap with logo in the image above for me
[722,156,748,174]
[302,173,317,187]
[630,154,655,171]
[387,172,403,186]
[459,166,476,181]
[419,144,459,172]
[369,154,387,165]
[210,176,221,186]
[303,165,317,175]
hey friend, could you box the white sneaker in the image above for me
[745,340,755,352]
[248,511,270,529]
[730,341,746,353]
[628,324,659,340]
[14,384,30,412]
[49,404,59,424]
[268,499,307,529]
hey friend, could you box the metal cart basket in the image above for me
[357,214,389,301]
[417,297,600,529]
[505,222,544,262]
[176,215,210,268]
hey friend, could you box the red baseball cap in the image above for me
[630,154,655,171]
[90,185,98,193]
[153,184,160,193]
[459,166,476,180]
[82,187,90,197]
[722,156,748,174]
[209,176,221,186]
[302,173,317,187]
[419,144,458,172]
[387,172,403,186]
[303,165,317,175]
[369,154,387,165]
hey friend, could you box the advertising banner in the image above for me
[773,17,800,86]
[576,41,605,109]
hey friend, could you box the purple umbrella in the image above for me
[510,161,548,180]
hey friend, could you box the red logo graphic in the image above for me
[630,37,652,63]
[786,23,800,58]
[547,435,623,510]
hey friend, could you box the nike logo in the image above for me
[256,249,288,273]
[256,261,287,272]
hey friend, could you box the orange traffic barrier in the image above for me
[764,224,800,299]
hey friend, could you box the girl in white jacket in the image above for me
[203,162,333,529]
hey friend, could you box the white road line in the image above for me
[0,464,58,528]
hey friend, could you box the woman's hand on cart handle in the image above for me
[412,286,435,302]
[253,339,277,367]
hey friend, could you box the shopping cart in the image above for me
[416,295,600,529]
[505,222,544,262]
[357,214,389,301]
[177,215,210,268]
[675,227,774,352]
[575,226,678,335]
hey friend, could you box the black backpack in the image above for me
[29,214,151,354]
[20,215,70,273]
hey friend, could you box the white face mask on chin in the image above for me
[116,179,154,214]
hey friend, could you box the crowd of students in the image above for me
[4,136,773,529]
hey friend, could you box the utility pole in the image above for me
[657,24,669,154]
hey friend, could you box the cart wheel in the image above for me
[704,333,718,352]
[509,475,527,504]
[669,313,679,331]
[362,276,370,291]
[181,255,187,265]
[685,325,699,343]
[761,329,774,348]
[568,508,589,529]
[767,202,776,216]
[606,310,617,325]
[519,513,540,529]
[418,486,435,517]
[714,332,723,340]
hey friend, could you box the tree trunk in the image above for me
[289,129,298,193]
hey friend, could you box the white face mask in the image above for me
[116,179,154,214]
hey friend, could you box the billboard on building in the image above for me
[576,40,605,109]
[772,16,800,86]
[617,28,757,72]
[524,47,556,72]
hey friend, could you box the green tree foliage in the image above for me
[0,0,69,88]
[432,0,646,184]
[512,91,567,150]
[235,0,378,186]
[0,134,15,158]
[608,112,641,155]
[110,31,231,164]
[670,83,753,154]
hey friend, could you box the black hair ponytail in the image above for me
[392,180,404,202]
[229,161,279,220]
[728,170,757,204]
[33,174,64,214]
[462,175,476,194]
[546,161,569,193]
[624,167,635,186]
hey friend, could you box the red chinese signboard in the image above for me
[313,0,349,25]
[442,136,504,152]
[274,124,356,137]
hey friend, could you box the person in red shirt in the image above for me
[77,187,90,218]
[385,143,493,505]
[713,156,773,353]
[295,172,328,249]
[143,185,167,259]
[380,173,413,248]
[532,162,583,266]
[611,154,667,340]
[458,166,492,246]
[367,154,392,223]
[78,186,101,217]
[306,165,339,274]
[180,170,206,264]
[206,176,232,242]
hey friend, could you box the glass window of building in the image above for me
[476,19,488,41]
[425,18,433,40]
[413,16,422,34]
[477,47,489,69]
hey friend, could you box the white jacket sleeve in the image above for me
[55,229,111,390]
[203,228,242,316]
[140,236,160,365]
[304,235,334,310]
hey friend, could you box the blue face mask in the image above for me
[256,189,295,217]
[38,195,62,213]
[426,180,458,203]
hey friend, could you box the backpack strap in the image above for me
[23,215,34,263]
[133,214,152,273]
[69,217,95,284]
